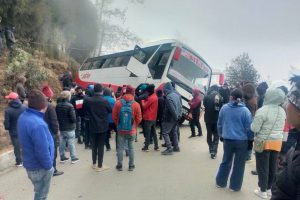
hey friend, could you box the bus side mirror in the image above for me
[133,45,147,64]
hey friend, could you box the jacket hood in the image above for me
[9,99,22,108]
[193,89,200,97]
[228,101,246,108]
[163,82,173,95]
[122,94,134,102]
[263,88,285,106]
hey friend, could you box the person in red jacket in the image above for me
[113,85,142,171]
[188,88,203,138]
[141,84,160,152]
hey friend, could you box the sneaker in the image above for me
[71,158,79,164]
[254,189,268,199]
[128,165,135,171]
[173,147,180,152]
[154,147,160,151]
[267,189,272,198]
[60,157,69,163]
[211,154,217,159]
[161,143,167,148]
[91,164,97,169]
[95,165,110,172]
[116,165,123,171]
[15,163,23,167]
[142,147,150,152]
[53,170,64,176]
[188,135,196,138]
[197,134,203,137]
[230,188,239,192]
[161,148,173,155]
[216,184,225,188]
[251,170,258,175]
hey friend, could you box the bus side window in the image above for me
[80,62,91,71]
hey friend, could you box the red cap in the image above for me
[5,92,19,100]
[42,85,54,98]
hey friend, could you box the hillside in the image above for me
[0,50,73,154]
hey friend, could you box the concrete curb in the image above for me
[0,150,14,172]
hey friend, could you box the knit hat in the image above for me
[42,85,54,98]
[5,92,18,100]
[28,90,47,110]
[125,85,135,95]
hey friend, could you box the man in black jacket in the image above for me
[4,92,25,166]
[43,88,64,176]
[203,85,222,159]
[71,86,85,144]
[83,84,112,172]
[271,75,300,200]
[56,91,79,164]
[156,89,164,140]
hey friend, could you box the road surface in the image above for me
[0,124,261,200]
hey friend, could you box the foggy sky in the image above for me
[114,0,300,81]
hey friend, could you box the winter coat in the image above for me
[142,93,158,121]
[112,94,142,135]
[103,95,116,124]
[56,99,76,131]
[157,96,165,120]
[251,88,286,140]
[163,82,182,123]
[17,108,54,170]
[4,99,26,137]
[203,91,222,124]
[16,83,26,101]
[217,102,253,141]
[189,89,201,115]
[44,102,59,135]
[70,94,85,117]
[83,93,112,133]
[271,131,300,200]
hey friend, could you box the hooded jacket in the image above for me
[251,88,286,140]
[83,93,112,133]
[4,99,26,136]
[112,94,142,135]
[56,99,76,131]
[163,82,182,122]
[189,89,201,115]
[217,101,253,140]
[142,93,158,121]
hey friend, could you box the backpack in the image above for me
[118,99,134,134]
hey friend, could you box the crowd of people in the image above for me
[3,72,300,200]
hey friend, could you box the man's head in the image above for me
[103,87,112,97]
[5,92,19,103]
[75,86,83,95]
[59,91,71,101]
[156,89,163,97]
[286,75,300,128]
[125,85,135,95]
[18,76,26,84]
[94,84,103,94]
[27,90,48,112]
[146,84,155,95]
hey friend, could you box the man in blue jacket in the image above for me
[17,90,54,200]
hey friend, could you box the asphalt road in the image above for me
[0,123,261,200]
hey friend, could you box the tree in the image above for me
[225,53,260,87]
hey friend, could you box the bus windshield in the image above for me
[167,48,211,93]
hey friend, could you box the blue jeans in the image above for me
[216,139,248,191]
[60,130,77,160]
[27,167,54,200]
[117,134,135,166]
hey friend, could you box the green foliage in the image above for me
[225,53,260,87]
[5,48,50,90]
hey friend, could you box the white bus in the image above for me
[75,40,213,121]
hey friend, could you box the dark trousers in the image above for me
[84,120,91,148]
[106,123,117,150]
[51,134,58,170]
[10,136,22,164]
[216,139,248,191]
[256,150,278,192]
[190,113,202,136]
[206,123,219,154]
[144,120,159,148]
[91,132,106,167]
[75,116,85,142]
[162,121,179,149]
[157,118,163,138]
